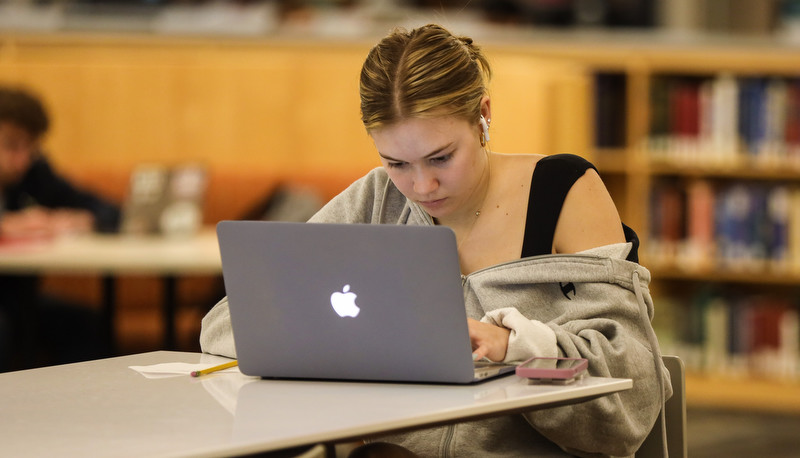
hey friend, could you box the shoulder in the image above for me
[488,152,541,181]
[535,153,596,175]
[490,152,545,166]
[493,153,596,181]
[308,167,411,224]
[343,167,401,201]
[361,166,391,186]
[553,161,625,253]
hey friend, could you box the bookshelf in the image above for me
[558,36,800,412]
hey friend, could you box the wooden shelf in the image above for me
[686,373,800,413]
[648,264,800,286]
[647,160,800,181]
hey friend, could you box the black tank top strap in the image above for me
[521,154,596,258]
[520,153,640,263]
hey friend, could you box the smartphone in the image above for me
[515,356,588,382]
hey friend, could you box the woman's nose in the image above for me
[413,169,438,195]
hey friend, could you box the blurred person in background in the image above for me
[0,85,121,372]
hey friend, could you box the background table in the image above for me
[0,351,632,458]
[0,230,222,351]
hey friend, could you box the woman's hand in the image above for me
[467,318,510,362]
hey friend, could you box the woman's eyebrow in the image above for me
[378,142,454,162]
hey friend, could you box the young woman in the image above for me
[201,24,670,457]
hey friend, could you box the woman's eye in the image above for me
[387,161,406,169]
[431,153,453,165]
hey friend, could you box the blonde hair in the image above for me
[359,24,492,131]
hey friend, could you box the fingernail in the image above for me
[472,353,479,361]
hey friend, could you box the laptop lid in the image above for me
[217,220,509,384]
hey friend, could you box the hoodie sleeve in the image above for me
[199,296,238,358]
[464,248,672,457]
[307,167,408,224]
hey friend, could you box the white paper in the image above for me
[129,362,240,379]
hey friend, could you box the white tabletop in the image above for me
[0,351,632,458]
[0,230,221,275]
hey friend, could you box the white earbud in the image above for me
[479,115,490,143]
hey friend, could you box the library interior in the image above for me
[2,1,800,457]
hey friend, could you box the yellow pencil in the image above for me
[190,360,238,377]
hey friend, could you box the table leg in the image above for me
[101,275,117,356]
[4,275,39,370]
[163,276,177,350]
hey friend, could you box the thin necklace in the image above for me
[457,156,491,250]
[472,151,491,218]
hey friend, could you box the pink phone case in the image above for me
[515,356,588,380]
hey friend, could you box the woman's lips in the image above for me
[418,198,447,210]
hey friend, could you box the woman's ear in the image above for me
[479,95,491,125]
[479,96,492,146]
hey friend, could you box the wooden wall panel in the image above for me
[0,35,589,186]
[484,49,591,160]
[0,37,381,181]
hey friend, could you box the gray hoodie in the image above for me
[200,167,672,457]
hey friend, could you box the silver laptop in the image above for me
[216,220,516,384]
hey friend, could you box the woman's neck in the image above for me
[437,151,493,229]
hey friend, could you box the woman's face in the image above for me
[370,115,487,221]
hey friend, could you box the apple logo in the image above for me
[330,284,360,317]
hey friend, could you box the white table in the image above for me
[0,231,222,351]
[0,351,633,458]
[0,229,221,275]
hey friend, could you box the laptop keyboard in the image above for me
[473,360,516,379]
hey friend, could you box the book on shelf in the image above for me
[792,187,800,272]
[685,179,715,266]
[648,179,686,262]
[647,179,798,272]
[649,75,670,151]
[672,77,700,140]
[707,73,740,162]
[787,80,800,146]
[654,290,800,379]
[594,72,627,148]
[646,74,800,167]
